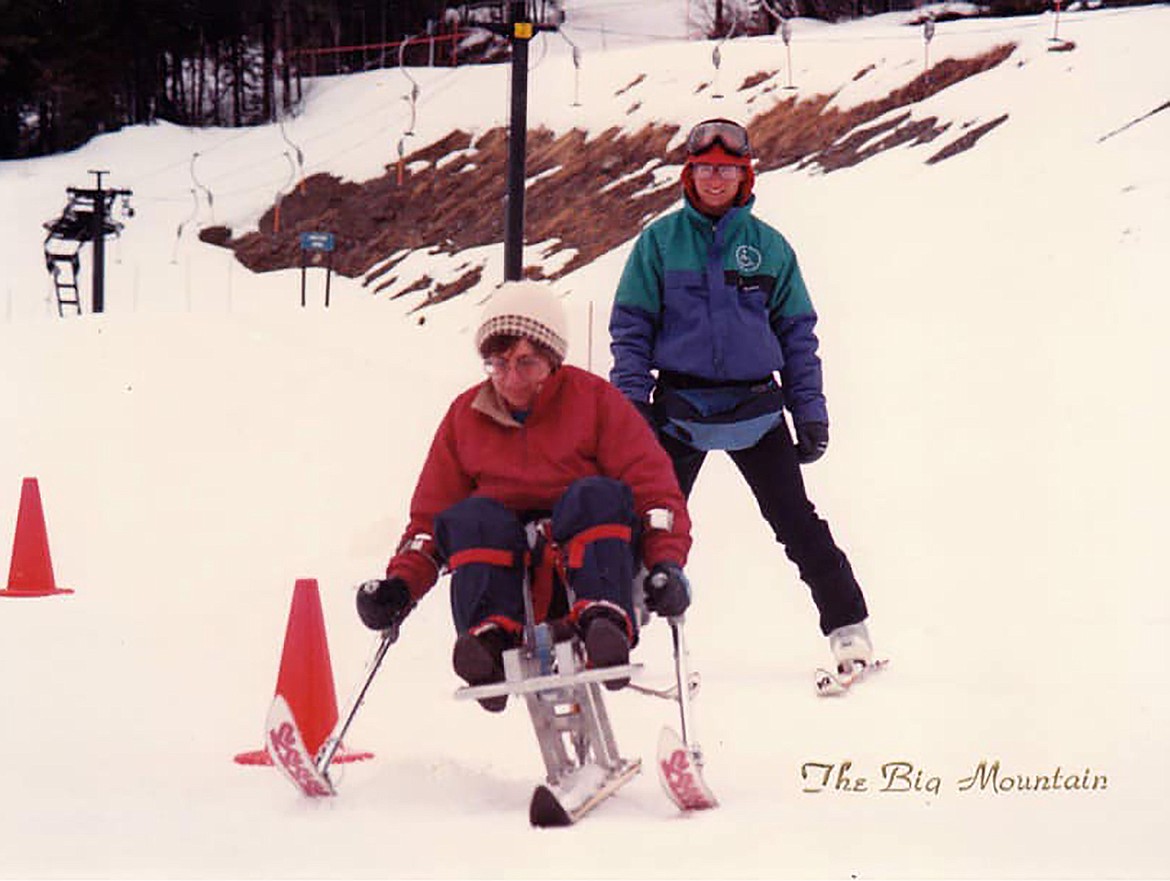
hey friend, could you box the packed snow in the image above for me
[1,2,1168,877]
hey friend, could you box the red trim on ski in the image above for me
[656,727,718,811]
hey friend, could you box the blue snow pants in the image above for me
[433,476,639,641]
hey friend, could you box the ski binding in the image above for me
[815,658,889,696]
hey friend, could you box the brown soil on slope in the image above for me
[207,43,1016,307]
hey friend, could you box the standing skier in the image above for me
[609,118,874,674]
[356,280,694,711]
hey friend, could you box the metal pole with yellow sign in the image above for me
[486,2,560,282]
[504,4,534,282]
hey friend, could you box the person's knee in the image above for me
[434,496,524,559]
[552,477,635,539]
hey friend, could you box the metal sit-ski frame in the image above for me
[455,522,642,825]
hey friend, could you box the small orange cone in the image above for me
[235,578,372,766]
[1,478,73,598]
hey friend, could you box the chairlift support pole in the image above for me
[505,4,531,281]
[489,2,559,282]
[67,170,132,314]
[91,173,107,312]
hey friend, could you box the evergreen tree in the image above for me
[0,0,497,157]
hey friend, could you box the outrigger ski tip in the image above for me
[657,617,719,812]
[657,726,718,811]
[265,694,335,798]
[265,628,398,800]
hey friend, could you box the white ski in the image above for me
[814,658,889,697]
[529,759,643,827]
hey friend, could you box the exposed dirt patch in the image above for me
[222,43,1016,306]
[387,274,432,298]
[927,113,1009,164]
[752,42,1016,175]
[740,71,776,91]
[420,266,483,309]
[615,75,646,97]
[808,111,949,173]
[198,225,232,247]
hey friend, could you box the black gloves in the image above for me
[645,562,691,618]
[356,577,415,631]
[795,421,829,464]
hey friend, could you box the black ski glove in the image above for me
[356,577,415,631]
[795,421,829,464]
[645,563,691,618]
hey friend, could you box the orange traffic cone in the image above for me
[1,478,73,598]
[235,578,372,766]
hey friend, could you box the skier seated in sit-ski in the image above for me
[355,280,694,712]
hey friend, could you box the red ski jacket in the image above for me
[387,365,692,600]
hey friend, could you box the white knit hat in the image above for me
[475,281,569,365]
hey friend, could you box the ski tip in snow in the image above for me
[265,694,335,797]
[530,785,574,828]
[528,761,642,827]
[656,727,718,812]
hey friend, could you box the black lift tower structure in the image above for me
[43,170,133,316]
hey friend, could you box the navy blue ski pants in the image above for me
[432,476,639,639]
[659,417,868,635]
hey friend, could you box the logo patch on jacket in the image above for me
[735,245,763,274]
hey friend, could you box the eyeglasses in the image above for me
[484,355,548,379]
[686,119,751,158]
[692,163,743,181]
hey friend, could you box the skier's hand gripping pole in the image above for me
[355,577,415,632]
[645,563,690,618]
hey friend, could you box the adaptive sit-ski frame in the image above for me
[266,524,716,821]
[455,523,642,824]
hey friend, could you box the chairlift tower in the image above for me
[43,171,133,314]
[485,1,561,281]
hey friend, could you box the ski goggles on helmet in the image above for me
[685,119,751,158]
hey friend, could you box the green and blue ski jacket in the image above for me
[609,196,828,427]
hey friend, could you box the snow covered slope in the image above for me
[1,5,1168,878]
